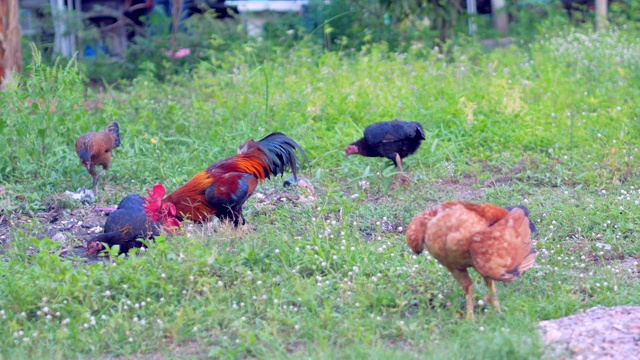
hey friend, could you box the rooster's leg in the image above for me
[448,267,475,319]
[483,276,502,313]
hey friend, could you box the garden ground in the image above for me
[0,28,639,359]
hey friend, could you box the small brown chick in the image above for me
[75,122,121,194]
[406,201,537,319]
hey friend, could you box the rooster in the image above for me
[75,122,121,194]
[406,201,537,319]
[345,119,425,188]
[144,132,307,228]
[85,193,178,256]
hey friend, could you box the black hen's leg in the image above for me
[394,153,404,173]
[390,153,411,189]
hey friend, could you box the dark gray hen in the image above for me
[345,119,425,186]
[86,194,161,256]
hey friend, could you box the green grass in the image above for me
[1,28,639,359]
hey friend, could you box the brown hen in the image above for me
[406,201,537,319]
[75,122,120,194]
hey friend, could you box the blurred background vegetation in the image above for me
[16,0,640,83]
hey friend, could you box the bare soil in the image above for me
[539,306,640,360]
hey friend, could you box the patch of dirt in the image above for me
[0,184,130,259]
[539,306,640,360]
[434,174,485,201]
[252,176,317,211]
[0,198,114,259]
[482,156,537,188]
[1,179,317,261]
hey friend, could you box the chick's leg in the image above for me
[448,267,475,319]
[86,165,98,192]
[483,276,502,313]
[92,169,105,194]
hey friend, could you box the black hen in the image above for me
[345,119,425,178]
[86,194,161,256]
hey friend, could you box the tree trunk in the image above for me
[0,0,22,87]
[595,0,607,31]
[490,0,508,33]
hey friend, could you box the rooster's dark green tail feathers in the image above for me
[256,132,308,180]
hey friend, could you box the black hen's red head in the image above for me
[142,184,180,231]
[344,144,359,156]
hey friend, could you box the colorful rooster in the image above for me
[143,132,307,228]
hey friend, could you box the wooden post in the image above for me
[466,0,477,35]
[595,0,607,31]
[490,0,508,33]
[0,0,23,87]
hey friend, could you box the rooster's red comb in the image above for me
[149,184,166,199]
[143,184,166,220]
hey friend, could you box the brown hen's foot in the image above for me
[483,277,502,313]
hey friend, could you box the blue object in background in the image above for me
[84,44,107,59]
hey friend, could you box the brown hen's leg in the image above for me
[448,267,475,319]
[483,276,502,313]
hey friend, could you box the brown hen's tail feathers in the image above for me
[515,247,537,276]
[472,207,536,282]
[106,122,121,148]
